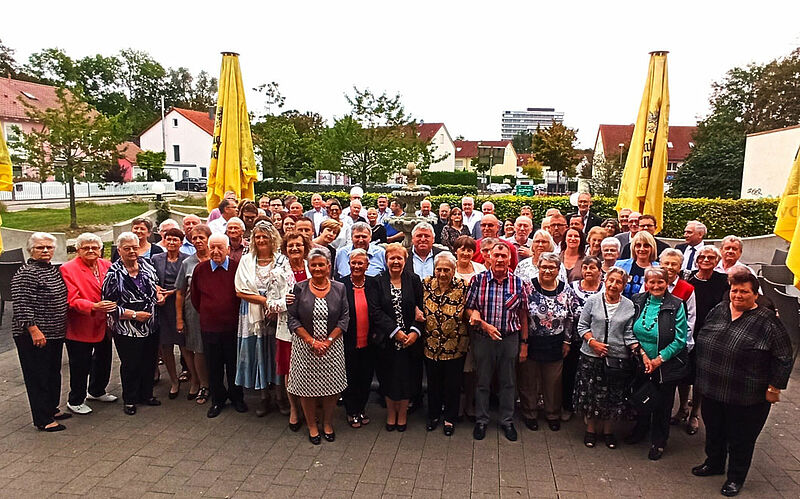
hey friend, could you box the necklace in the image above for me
[310,279,330,291]
[639,295,659,332]
[91,265,100,283]
[351,278,365,289]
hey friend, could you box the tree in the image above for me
[520,156,544,182]
[588,155,624,197]
[512,131,533,154]
[0,39,19,77]
[136,151,170,181]
[530,122,579,190]
[671,48,800,198]
[15,88,121,228]
[254,81,285,116]
[315,87,444,186]
[252,115,303,180]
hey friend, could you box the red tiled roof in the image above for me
[173,107,215,135]
[117,141,142,164]
[478,140,512,148]
[0,77,66,121]
[454,140,478,158]
[417,123,443,142]
[596,124,697,162]
[517,153,535,166]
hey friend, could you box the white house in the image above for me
[418,123,456,172]
[138,107,216,182]
[740,124,800,199]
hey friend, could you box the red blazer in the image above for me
[60,257,112,342]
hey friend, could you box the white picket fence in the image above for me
[0,181,176,201]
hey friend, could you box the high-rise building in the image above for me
[501,108,565,140]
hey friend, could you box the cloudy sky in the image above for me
[3,0,799,147]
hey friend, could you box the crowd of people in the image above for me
[10,188,794,497]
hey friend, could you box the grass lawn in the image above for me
[1,202,150,236]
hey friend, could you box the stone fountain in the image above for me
[388,162,437,248]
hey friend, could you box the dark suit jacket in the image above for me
[287,280,349,338]
[150,252,189,288]
[567,211,603,232]
[370,224,387,244]
[403,247,444,278]
[620,237,671,260]
[337,275,377,352]
[368,271,423,347]
[433,219,447,244]
[674,242,689,253]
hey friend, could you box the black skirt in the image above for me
[573,354,634,420]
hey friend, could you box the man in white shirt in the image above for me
[675,221,706,272]
[303,193,328,236]
[208,198,238,234]
[511,216,534,261]
[342,186,368,219]
[461,196,482,234]
[375,195,392,225]
[715,235,756,276]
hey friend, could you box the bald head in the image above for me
[479,214,500,238]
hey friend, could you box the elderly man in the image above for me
[434,203,450,244]
[190,233,246,418]
[567,192,603,233]
[366,208,387,243]
[619,214,669,259]
[207,191,236,223]
[225,217,248,262]
[716,235,756,276]
[208,198,238,234]
[416,199,435,219]
[461,196,482,234]
[180,215,202,255]
[676,221,707,272]
[335,222,386,278]
[403,222,442,279]
[385,198,406,243]
[547,214,568,254]
[376,195,392,225]
[466,242,528,441]
[474,215,518,270]
[511,216,534,261]
[472,201,496,239]
[288,201,304,218]
[618,208,632,233]
[342,186,368,219]
[156,219,180,249]
[615,210,640,247]
[303,194,328,236]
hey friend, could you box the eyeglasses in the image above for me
[539,266,558,272]
[79,246,101,252]
[696,255,716,261]
[33,245,54,251]
[639,223,655,229]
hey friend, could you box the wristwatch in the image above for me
[131,311,137,320]
[327,336,334,343]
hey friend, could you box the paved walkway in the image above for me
[0,344,799,498]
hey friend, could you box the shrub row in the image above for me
[420,170,477,186]
[254,188,779,239]
[431,184,478,196]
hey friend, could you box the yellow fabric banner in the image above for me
[206,52,258,212]
[615,52,670,230]
[0,128,13,254]
[774,146,800,286]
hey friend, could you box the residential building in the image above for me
[116,142,141,182]
[740,124,800,199]
[454,140,517,181]
[501,108,564,141]
[139,107,217,182]
[417,122,455,172]
[591,124,697,182]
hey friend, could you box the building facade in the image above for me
[138,107,216,182]
[417,122,456,172]
[454,140,517,181]
[740,124,800,199]
[501,108,564,141]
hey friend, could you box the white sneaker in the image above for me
[67,403,92,415]
[87,393,118,403]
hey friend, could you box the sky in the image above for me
[3,0,800,147]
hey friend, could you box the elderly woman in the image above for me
[422,252,469,436]
[282,215,297,235]
[175,224,211,404]
[234,221,284,417]
[502,219,516,240]
[574,266,638,448]
[60,233,117,416]
[515,229,568,283]
[692,270,793,497]
[616,231,660,298]
[601,218,620,237]
[11,232,69,431]
[518,252,581,432]
[112,218,164,262]
[560,228,586,282]
[627,266,688,461]
[313,219,342,275]
[453,235,486,283]
[586,227,607,258]
[287,248,349,444]
[152,228,189,400]
[371,243,424,432]
[441,207,471,252]
[338,249,376,428]
[600,237,621,273]
[155,219,180,250]
[102,231,162,415]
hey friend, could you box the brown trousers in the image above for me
[517,359,563,420]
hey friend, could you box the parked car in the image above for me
[487,183,513,193]
[175,178,207,192]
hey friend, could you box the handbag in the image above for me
[601,296,635,380]
[627,376,661,414]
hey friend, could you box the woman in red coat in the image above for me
[60,233,118,414]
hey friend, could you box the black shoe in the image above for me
[385,423,396,432]
[289,420,302,432]
[473,423,487,440]
[721,481,742,497]
[124,404,136,415]
[233,400,248,413]
[38,423,66,432]
[443,423,455,436]
[648,445,664,461]
[547,419,560,431]
[524,418,539,431]
[207,404,223,418]
[624,429,647,445]
[145,397,161,406]
[168,389,179,400]
[53,412,72,421]
[396,424,407,432]
[501,423,518,442]
[309,434,321,445]
[604,433,618,449]
[426,419,439,432]
[323,431,335,442]
[691,464,725,477]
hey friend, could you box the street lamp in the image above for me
[618,143,625,168]
[152,182,166,201]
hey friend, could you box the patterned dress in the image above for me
[286,298,348,397]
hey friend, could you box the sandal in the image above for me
[604,433,618,449]
[178,370,190,382]
[360,413,370,425]
[584,431,597,448]
[348,415,362,429]
[686,415,700,435]
[195,387,209,405]
[670,408,689,425]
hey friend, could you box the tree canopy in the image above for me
[530,123,579,187]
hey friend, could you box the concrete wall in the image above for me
[660,233,787,267]
[1,227,68,262]
[740,125,800,199]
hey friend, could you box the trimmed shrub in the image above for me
[420,170,476,186]
[431,184,478,196]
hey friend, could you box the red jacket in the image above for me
[60,257,112,343]
[473,238,518,270]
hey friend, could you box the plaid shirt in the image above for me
[696,303,793,405]
[465,270,527,336]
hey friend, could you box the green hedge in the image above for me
[431,184,478,196]
[255,188,779,238]
[420,170,476,186]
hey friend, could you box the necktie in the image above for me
[687,246,696,269]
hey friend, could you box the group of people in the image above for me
[10,189,793,497]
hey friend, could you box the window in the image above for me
[667,141,674,148]
[172,118,178,127]
[173,145,181,162]
[200,167,207,177]
[20,90,37,100]
[182,170,189,179]
[667,162,678,173]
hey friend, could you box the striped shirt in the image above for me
[465,270,527,336]
[101,258,159,338]
[11,259,68,339]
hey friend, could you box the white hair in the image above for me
[226,217,245,230]
[159,219,179,231]
[600,237,621,251]
[721,235,743,250]
[27,232,57,252]
[515,216,533,226]
[349,186,364,198]
[412,221,435,237]
[434,251,456,268]
[208,233,230,246]
[349,248,368,261]
[686,220,707,237]
[482,201,495,210]
[660,247,684,263]
[75,232,102,249]
[116,231,139,248]
[351,221,371,235]
[461,196,474,204]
